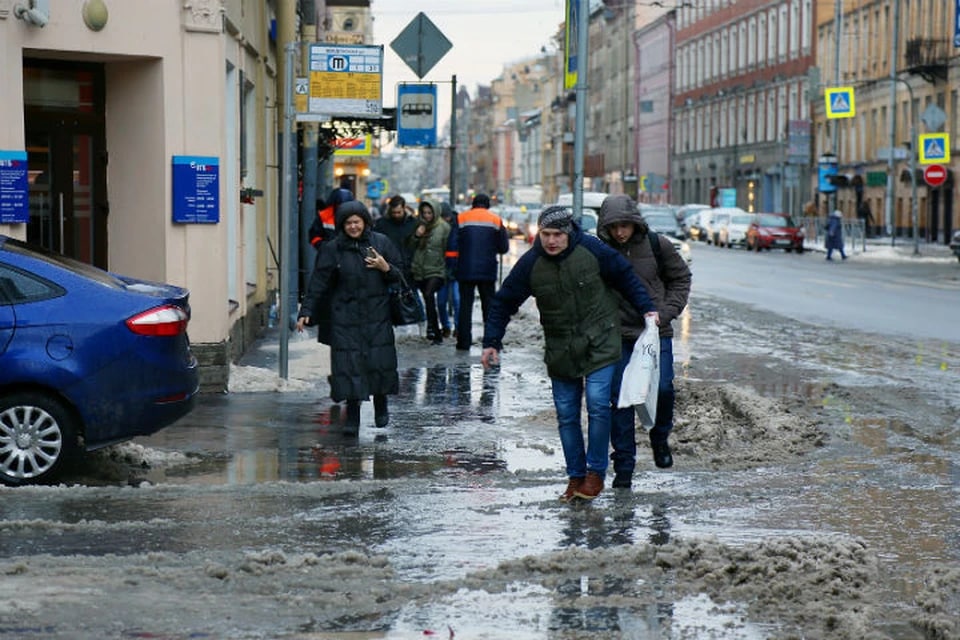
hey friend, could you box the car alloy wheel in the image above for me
[0,393,78,486]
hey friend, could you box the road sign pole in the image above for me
[449,75,457,205]
[572,0,588,219]
[910,117,919,256]
[279,43,296,379]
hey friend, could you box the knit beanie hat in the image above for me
[538,205,574,235]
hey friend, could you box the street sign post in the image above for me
[923,164,947,188]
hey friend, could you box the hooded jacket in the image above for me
[597,195,691,341]
[299,200,403,401]
[408,198,450,281]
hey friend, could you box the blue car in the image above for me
[0,236,198,485]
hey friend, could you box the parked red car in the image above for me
[745,213,805,253]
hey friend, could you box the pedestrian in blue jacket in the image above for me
[448,193,509,351]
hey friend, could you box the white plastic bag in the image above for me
[617,315,660,428]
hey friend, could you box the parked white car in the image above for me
[710,207,753,247]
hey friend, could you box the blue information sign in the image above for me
[955,0,960,48]
[172,155,220,223]
[817,153,838,193]
[0,150,29,224]
[397,84,437,147]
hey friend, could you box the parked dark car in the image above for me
[0,236,199,485]
[745,213,805,253]
[951,229,960,262]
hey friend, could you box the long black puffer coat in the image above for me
[299,201,403,402]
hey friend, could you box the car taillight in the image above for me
[126,305,189,337]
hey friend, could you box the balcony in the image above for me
[903,38,949,83]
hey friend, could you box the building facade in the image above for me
[1,0,283,391]
[672,0,816,215]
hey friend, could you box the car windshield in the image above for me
[757,214,793,227]
[731,215,754,225]
[642,213,681,233]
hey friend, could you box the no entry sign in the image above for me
[923,164,947,188]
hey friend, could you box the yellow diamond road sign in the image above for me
[825,87,855,119]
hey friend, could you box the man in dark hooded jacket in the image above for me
[481,206,658,502]
[598,195,691,487]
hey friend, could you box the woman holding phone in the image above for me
[296,201,404,434]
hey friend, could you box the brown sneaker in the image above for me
[573,471,604,500]
[559,477,584,502]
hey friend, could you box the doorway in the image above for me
[23,61,108,268]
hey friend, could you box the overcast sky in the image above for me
[370,0,565,117]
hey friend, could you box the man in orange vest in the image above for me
[310,188,354,249]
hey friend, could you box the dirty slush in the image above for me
[1,294,958,639]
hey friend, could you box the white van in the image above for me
[555,191,609,235]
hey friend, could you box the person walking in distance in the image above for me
[408,198,450,345]
[598,195,692,487]
[449,193,509,351]
[480,206,658,501]
[437,202,461,339]
[296,201,404,435]
[825,209,848,261]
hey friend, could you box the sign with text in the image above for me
[397,84,438,147]
[0,150,29,224]
[172,156,220,224]
[307,44,383,117]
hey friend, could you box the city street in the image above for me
[1,240,959,639]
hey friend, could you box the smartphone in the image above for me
[365,247,377,259]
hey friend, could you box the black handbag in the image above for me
[390,274,423,326]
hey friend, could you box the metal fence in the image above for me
[800,217,866,252]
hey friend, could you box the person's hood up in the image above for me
[419,198,443,229]
[335,200,373,232]
[597,194,648,243]
[830,209,843,218]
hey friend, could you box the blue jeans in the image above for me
[437,279,460,331]
[552,362,617,478]
[609,337,675,475]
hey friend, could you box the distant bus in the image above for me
[420,187,450,205]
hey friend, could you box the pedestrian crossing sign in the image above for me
[918,133,950,165]
[824,87,855,119]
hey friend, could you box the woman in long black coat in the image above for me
[296,201,403,434]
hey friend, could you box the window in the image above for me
[0,265,62,305]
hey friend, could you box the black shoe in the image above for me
[612,472,633,489]
[344,400,360,436]
[651,439,673,469]
[441,327,451,338]
[455,343,470,351]
[373,395,389,428]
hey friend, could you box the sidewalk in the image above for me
[805,235,956,263]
